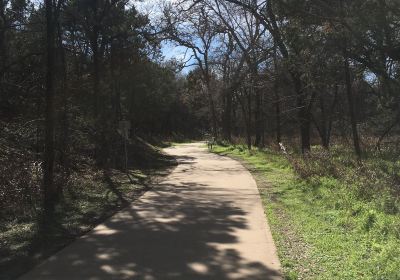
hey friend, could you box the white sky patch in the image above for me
[134,0,180,20]
[134,0,163,20]
[161,42,188,60]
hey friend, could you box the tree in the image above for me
[43,0,64,218]
[162,2,222,138]
[207,0,272,147]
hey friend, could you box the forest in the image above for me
[1,0,400,279]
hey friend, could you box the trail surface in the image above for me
[20,143,281,280]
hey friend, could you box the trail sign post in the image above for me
[118,120,130,172]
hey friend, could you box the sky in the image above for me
[134,0,196,73]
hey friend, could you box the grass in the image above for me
[212,144,400,280]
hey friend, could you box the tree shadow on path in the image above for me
[20,148,281,280]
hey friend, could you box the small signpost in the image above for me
[118,120,130,172]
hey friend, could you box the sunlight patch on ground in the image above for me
[188,262,209,274]
[92,225,120,235]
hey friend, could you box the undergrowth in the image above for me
[0,136,175,280]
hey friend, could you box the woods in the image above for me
[1,0,199,276]
[160,0,400,156]
[1,0,200,218]
[1,0,400,279]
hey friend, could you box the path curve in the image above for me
[20,143,281,280]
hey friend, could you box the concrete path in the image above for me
[20,143,281,280]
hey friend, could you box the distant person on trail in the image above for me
[207,136,215,150]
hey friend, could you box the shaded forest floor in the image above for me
[212,144,400,280]
[0,139,177,280]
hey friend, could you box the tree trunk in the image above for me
[247,90,252,150]
[274,84,281,146]
[206,82,218,139]
[246,118,251,151]
[254,90,262,147]
[313,86,338,149]
[223,89,232,141]
[111,42,123,168]
[90,26,107,166]
[57,23,70,190]
[0,0,5,69]
[91,32,100,118]
[43,0,57,216]
[344,56,362,160]
[326,85,339,148]
[319,94,329,148]
[292,73,311,153]
[236,89,251,150]
[299,108,311,153]
[273,47,281,146]
[0,0,7,90]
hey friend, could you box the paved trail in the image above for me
[20,143,281,280]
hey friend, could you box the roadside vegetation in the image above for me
[0,138,175,280]
[213,143,400,280]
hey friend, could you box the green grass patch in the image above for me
[212,145,400,280]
